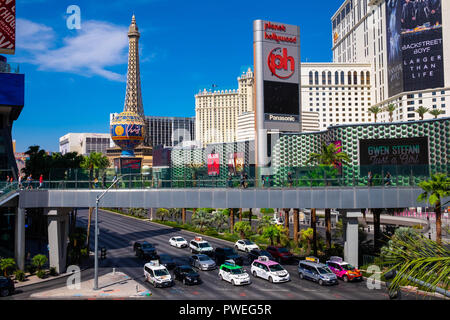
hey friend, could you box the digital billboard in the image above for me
[207,153,220,176]
[0,0,15,54]
[0,73,24,106]
[360,137,429,167]
[386,0,444,97]
[228,152,244,176]
[254,20,301,130]
[152,146,171,168]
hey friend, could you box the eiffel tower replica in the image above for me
[107,15,153,168]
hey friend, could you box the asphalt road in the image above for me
[7,209,428,300]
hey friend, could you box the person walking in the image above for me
[18,174,23,189]
[38,174,44,189]
[5,175,10,187]
[240,172,245,189]
[94,177,99,189]
[287,172,293,187]
[384,172,392,186]
[27,174,33,190]
[227,172,233,188]
[368,171,373,186]
[102,172,107,189]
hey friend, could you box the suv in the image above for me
[218,260,251,286]
[214,247,243,266]
[235,239,259,252]
[247,249,275,264]
[144,260,174,288]
[158,254,176,270]
[0,276,14,297]
[174,265,201,285]
[189,237,214,255]
[266,246,294,263]
[251,256,290,283]
[298,257,338,286]
[134,241,157,260]
[326,256,362,282]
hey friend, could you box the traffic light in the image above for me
[100,247,107,259]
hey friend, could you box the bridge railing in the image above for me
[17,164,449,190]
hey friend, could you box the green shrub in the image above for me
[204,228,219,237]
[26,265,36,275]
[49,267,58,276]
[0,258,16,276]
[260,208,274,214]
[80,248,89,257]
[14,269,26,282]
[36,270,46,279]
[412,224,424,230]
[32,254,48,271]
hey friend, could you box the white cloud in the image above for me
[14,19,130,81]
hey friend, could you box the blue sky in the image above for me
[10,0,343,152]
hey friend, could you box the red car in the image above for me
[266,246,293,264]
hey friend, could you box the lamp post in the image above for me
[93,172,149,290]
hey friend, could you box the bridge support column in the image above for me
[15,208,26,271]
[342,210,362,268]
[46,209,70,274]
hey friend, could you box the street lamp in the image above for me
[93,172,150,290]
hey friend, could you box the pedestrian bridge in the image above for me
[13,186,443,209]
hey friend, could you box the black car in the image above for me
[214,247,243,266]
[158,254,176,270]
[173,265,201,285]
[0,276,14,297]
[134,241,158,260]
[247,249,275,264]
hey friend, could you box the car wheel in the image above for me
[343,275,349,283]
[0,288,9,297]
[219,274,223,281]
[245,248,249,252]
[252,271,257,278]
[269,276,273,283]
[231,280,236,286]
[152,280,157,288]
[319,279,324,286]
[299,273,304,279]
[235,245,239,251]
[183,278,187,285]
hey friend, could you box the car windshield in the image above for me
[269,264,284,272]
[230,268,244,275]
[341,264,355,271]
[278,248,289,253]
[223,248,235,255]
[175,238,185,242]
[142,243,153,249]
[243,240,253,245]
[260,251,272,257]
[318,267,332,274]
[154,269,169,277]
[181,267,195,274]
[198,255,210,262]
[160,255,173,262]
[199,242,211,248]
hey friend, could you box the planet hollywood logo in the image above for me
[267,47,295,79]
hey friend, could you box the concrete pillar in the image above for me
[15,208,26,271]
[343,211,362,268]
[46,209,70,274]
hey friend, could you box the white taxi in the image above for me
[189,236,214,255]
[218,260,251,286]
[251,256,290,283]
[144,260,174,288]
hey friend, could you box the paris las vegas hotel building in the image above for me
[195,0,450,146]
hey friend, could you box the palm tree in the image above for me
[156,208,170,221]
[308,143,350,249]
[310,208,318,256]
[234,221,251,239]
[257,215,273,235]
[429,109,445,119]
[191,209,212,232]
[32,254,48,272]
[299,228,314,255]
[417,173,450,245]
[211,210,228,232]
[368,106,382,123]
[384,104,397,122]
[381,230,449,297]
[81,152,110,251]
[414,106,430,120]
[0,258,16,276]
[262,225,281,246]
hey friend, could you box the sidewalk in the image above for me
[29,271,152,299]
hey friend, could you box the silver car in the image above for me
[189,254,216,271]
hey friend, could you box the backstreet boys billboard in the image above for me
[0,0,16,54]
[254,20,301,131]
[386,0,444,97]
[228,152,244,176]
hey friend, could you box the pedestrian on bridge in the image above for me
[26,174,33,190]
[368,171,373,186]
[38,174,43,189]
